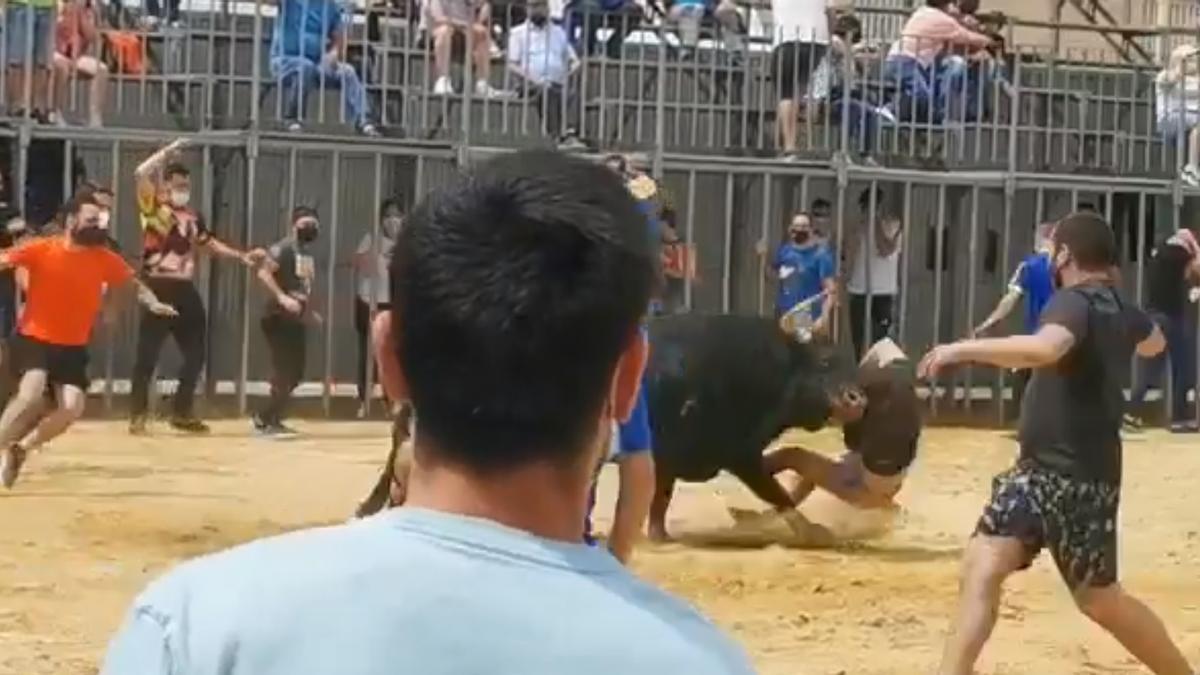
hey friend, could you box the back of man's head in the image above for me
[391,150,657,472]
[1054,211,1116,272]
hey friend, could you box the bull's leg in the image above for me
[648,470,675,543]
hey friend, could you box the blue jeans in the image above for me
[270,56,371,127]
[884,55,969,124]
[1131,310,1196,423]
[5,5,54,67]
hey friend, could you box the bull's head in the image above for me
[782,340,865,428]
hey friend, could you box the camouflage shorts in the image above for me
[975,462,1120,590]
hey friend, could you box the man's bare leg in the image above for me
[937,535,1028,675]
[18,384,86,452]
[777,99,797,154]
[0,370,49,447]
[1073,584,1193,675]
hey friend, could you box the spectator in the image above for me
[668,0,743,59]
[845,188,901,358]
[884,0,991,123]
[951,0,1012,120]
[353,197,401,416]
[1127,225,1200,433]
[506,0,587,148]
[972,221,1054,415]
[52,0,109,128]
[140,0,181,29]
[6,0,56,121]
[269,0,379,135]
[428,0,508,97]
[758,212,837,340]
[570,0,643,60]
[102,149,755,675]
[1156,44,1200,187]
[252,207,321,439]
[770,0,830,159]
[814,12,889,163]
[810,197,832,240]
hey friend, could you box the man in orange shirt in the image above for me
[0,192,176,489]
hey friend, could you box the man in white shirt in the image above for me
[845,188,901,358]
[352,197,401,413]
[506,0,584,146]
[769,0,830,158]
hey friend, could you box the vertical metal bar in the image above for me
[287,147,298,213]
[200,143,214,406]
[322,151,342,417]
[964,185,980,412]
[722,173,733,313]
[684,170,696,310]
[364,152,384,416]
[996,180,1014,424]
[61,141,74,201]
[757,172,771,315]
[833,173,847,346]
[897,181,914,346]
[1132,191,1147,414]
[238,139,259,414]
[250,0,264,128]
[862,181,878,359]
[931,184,947,416]
[105,140,122,413]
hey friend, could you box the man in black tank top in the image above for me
[918,213,1193,675]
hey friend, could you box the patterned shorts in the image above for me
[975,463,1120,590]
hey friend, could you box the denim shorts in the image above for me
[5,5,55,68]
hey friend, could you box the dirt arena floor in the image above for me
[1,421,1199,675]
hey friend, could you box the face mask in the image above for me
[791,230,811,245]
[297,226,319,244]
[170,190,190,208]
[531,13,547,25]
[98,210,111,229]
[71,227,109,247]
[382,216,402,236]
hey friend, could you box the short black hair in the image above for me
[380,195,405,218]
[926,0,955,9]
[1054,212,1116,271]
[392,150,657,471]
[66,192,101,217]
[164,163,190,180]
[810,198,832,216]
[857,187,884,212]
[291,205,319,223]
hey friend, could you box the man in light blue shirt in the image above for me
[507,0,583,145]
[102,150,755,675]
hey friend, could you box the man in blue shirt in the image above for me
[102,150,753,675]
[972,222,1055,412]
[269,0,377,135]
[760,212,837,339]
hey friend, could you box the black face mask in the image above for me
[531,13,547,25]
[792,231,811,245]
[71,227,109,247]
[297,227,319,244]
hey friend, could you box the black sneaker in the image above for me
[1170,420,1200,434]
[129,415,149,435]
[1,443,27,489]
[1122,413,1144,432]
[169,416,210,434]
[256,420,298,440]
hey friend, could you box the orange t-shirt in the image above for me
[4,237,134,346]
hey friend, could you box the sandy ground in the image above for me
[1,421,1199,675]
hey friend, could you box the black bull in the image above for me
[354,315,859,519]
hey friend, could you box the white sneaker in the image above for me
[1182,164,1200,187]
[433,77,455,96]
[473,81,512,99]
[1,444,27,489]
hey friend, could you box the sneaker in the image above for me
[260,422,299,440]
[1,443,27,489]
[129,415,149,435]
[169,416,210,434]
[284,121,303,133]
[557,135,588,152]
[251,414,270,434]
[359,123,380,137]
[473,81,512,99]
[1170,420,1200,434]
[1182,165,1200,188]
[432,77,456,96]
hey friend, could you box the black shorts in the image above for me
[9,334,90,390]
[975,462,1120,590]
[771,41,827,101]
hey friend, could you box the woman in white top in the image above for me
[1156,44,1200,186]
[845,188,901,359]
[353,197,402,413]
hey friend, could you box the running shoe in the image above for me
[169,416,211,434]
[1121,413,1144,432]
[129,415,149,436]
[1169,420,1200,434]
[1,443,27,489]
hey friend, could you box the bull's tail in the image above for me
[354,404,413,519]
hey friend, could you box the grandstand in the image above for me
[2,0,1198,422]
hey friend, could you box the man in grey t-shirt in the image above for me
[102,151,754,675]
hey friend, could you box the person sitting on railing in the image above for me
[812,11,888,163]
[569,0,645,60]
[269,0,380,135]
[506,0,587,148]
[770,0,832,160]
[428,0,510,97]
[50,0,109,128]
[883,0,991,124]
[666,0,744,60]
[1156,44,1200,187]
[948,0,1012,121]
[5,0,56,122]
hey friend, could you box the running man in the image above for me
[129,138,264,435]
[251,207,321,438]
[586,373,654,564]
[0,193,176,488]
[919,212,1194,675]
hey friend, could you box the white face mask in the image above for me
[98,210,111,229]
[382,216,402,236]
[170,190,190,208]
